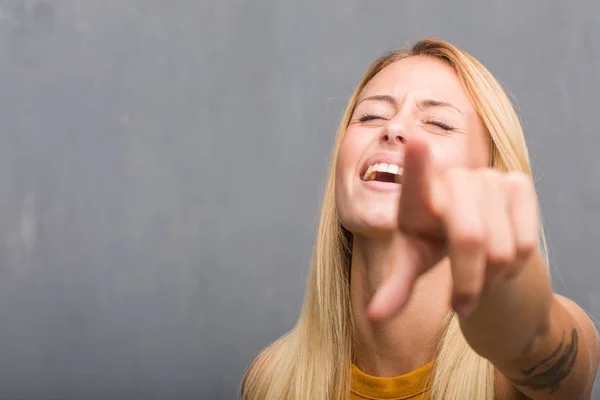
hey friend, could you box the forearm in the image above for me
[460,250,554,362]
[460,250,595,398]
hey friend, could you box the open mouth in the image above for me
[362,163,403,184]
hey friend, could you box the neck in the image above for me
[350,232,452,377]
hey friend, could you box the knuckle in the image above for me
[516,237,538,257]
[481,169,501,181]
[506,171,532,190]
[454,229,484,248]
[487,247,516,267]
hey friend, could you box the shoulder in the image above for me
[554,293,600,371]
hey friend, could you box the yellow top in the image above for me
[350,361,433,400]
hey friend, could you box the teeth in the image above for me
[363,162,403,181]
[376,163,389,172]
[364,165,375,180]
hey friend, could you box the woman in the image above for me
[241,38,600,399]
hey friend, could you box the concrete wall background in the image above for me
[0,1,598,398]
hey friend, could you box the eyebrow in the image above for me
[357,95,464,115]
[357,94,396,106]
[417,99,464,115]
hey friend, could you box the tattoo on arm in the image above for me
[510,328,578,393]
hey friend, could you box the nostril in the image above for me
[381,132,404,143]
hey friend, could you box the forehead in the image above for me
[358,56,474,113]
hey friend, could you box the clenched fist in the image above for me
[369,136,540,321]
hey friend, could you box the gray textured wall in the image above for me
[0,0,598,399]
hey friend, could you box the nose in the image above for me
[381,118,406,144]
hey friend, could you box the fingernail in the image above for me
[453,300,473,318]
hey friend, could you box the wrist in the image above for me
[460,251,554,361]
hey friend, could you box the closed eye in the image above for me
[358,113,386,123]
[425,119,455,131]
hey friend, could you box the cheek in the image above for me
[335,129,366,183]
[468,133,491,168]
[334,130,369,229]
[428,140,468,171]
[427,135,488,172]
[334,136,356,213]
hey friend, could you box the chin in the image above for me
[340,211,399,238]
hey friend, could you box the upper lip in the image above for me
[360,153,404,180]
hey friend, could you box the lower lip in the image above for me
[360,179,402,192]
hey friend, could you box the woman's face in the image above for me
[335,55,490,236]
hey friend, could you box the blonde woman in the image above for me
[241,38,600,400]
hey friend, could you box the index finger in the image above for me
[398,137,442,234]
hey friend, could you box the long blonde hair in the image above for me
[241,38,548,400]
